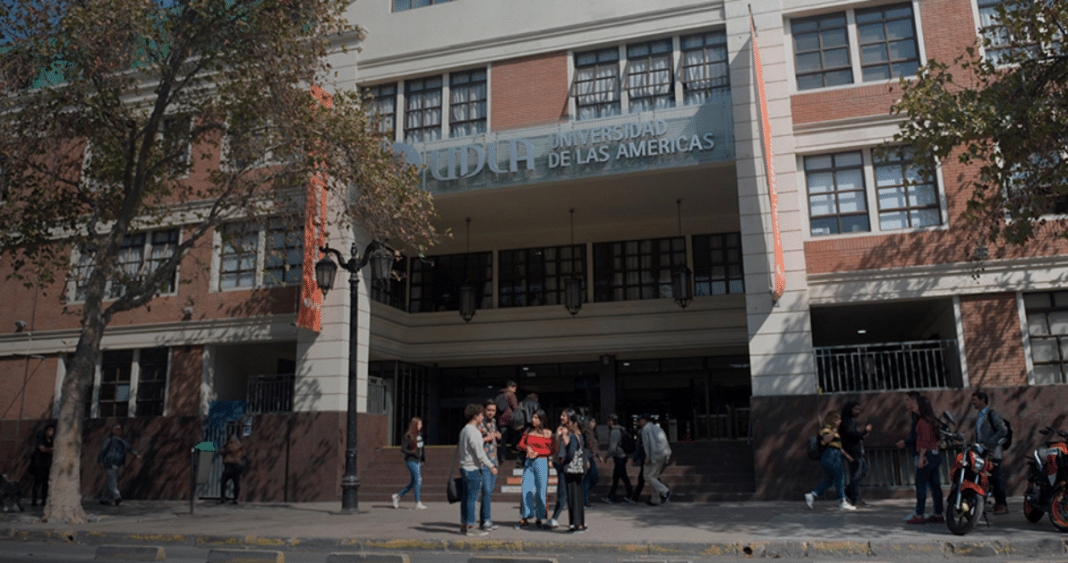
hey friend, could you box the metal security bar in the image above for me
[864,446,957,488]
[246,374,294,414]
[814,340,958,393]
[198,420,242,499]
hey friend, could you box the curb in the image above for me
[206,548,284,563]
[326,555,411,563]
[94,545,166,561]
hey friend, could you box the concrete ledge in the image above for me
[326,554,411,563]
[196,535,246,548]
[869,541,947,559]
[81,531,191,546]
[947,541,1002,557]
[468,557,557,563]
[243,536,291,549]
[807,540,873,558]
[94,545,165,561]
[206,549,284,563]
[288,537,341,551]
[8,529,76,543]
[1006,538,1066,555]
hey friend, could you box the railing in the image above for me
[246,374,295,414]
[694,407,750,440]
[814,340,959,393]
[864,446,958,487]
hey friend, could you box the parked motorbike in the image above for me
[1022,425,1068,531]
[939,411,992,536]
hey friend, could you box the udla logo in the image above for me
[392,140,535,181]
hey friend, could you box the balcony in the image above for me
[814,340,961,393]
[246,374,295,414]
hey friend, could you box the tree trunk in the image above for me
[43,306,107,524]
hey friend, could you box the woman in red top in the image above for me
[513,409,555,529]
[896,391,944,524]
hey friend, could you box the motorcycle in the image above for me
[939,411,992,536]
[1022,425,1068,531]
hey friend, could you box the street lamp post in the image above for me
[315,240,394,513]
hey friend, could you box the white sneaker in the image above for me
[415,502,427,510]
[391,494,399,509]
[804,493,815,509]
[546,518,559,529]
[839,500,856,511]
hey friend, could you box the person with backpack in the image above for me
[971,390,1010,515]
[514,393,540,433]
[96,424,142,506]
[601,414,634,504]
[495,382,519,461]
[804,410,856,512]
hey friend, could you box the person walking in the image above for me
[895,391,944,524]
[478,400,501,529]
[459,403,498,536]
[638,414,672,506]
[97,424,142,506]
[219,434,245,504]
[514,409,555,529]
[558,410,588,532]
[971,391,1009,514]
[629,425,645,504]
[601,414,633,504]
[804,410,856,511]
[516,393,541,433]
[495,382,519,461]
[840,401,872,506]
[392,417,426,510]
[30,425,55,507]
[581,417,601,509]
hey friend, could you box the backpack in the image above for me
[806,434,823,461]
[495,392,509,416]
[511,403,527,428]
[619,429,636,455]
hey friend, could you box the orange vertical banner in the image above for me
[296,85,333,332]
[751,16,786,302]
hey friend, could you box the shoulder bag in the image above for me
[446,443,463,503]
[564,435,587,474]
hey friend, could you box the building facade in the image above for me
[0,0,1061,502]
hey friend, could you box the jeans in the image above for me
[989,460,1007,507]
[565,472,585,528]
[645,458,669,504]
[845,456,869,504]
[606,456,632,501]
[480,464,497,524]
[459,468,482,527]
[582,458,599,505]
[100,466,122,503]
[520,458,548,520]
[915,451,943,516]
[221,463,242,501]
[31,466,50,505]
[812,447,846,501]
[398,460,422,503]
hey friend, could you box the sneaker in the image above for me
[905,514,926,524]
[391,494,399,509]
[583,503,593,509]
[546,518,559,529]
[415,502,427,510]
[513,520,529,530]
[601,496,614,504]
[662,490,672,503]
[464,526,489,537]
[804,493,815,510]
[572,526,587,534]
[926,514,945,523]
[114,499,121,506]
[839,500,856,511]
[622,496,636,505]
[481,522,498,531]
[993,504,1009,515]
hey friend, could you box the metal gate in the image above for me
[197,420,242,499]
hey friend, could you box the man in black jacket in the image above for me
[839,402,871,506]
[972,391,1009,514]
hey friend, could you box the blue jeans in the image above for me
[480,464,497,524]
[811,447,846,501]
[459,468,482,527]
[398,460,421,503]
[582,458,599,505]
[520,458,547,520]
[915,451,943,516]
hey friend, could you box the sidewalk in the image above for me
[2,497,1065,558]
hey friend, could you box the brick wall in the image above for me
[960,293,1028,387]
[491,51,569,131]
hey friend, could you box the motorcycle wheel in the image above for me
[946,488,983,536]
[1024,484,1045,523]
[1049,485,1068,532]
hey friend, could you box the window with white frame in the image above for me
[218,220,302,290]
[574,47,621,120]
[404,77,443,143]
[874,146,942,229]
[977,0,1015,64]
[264,219,302,286]
[73,228,179,301]
[805,151,870,235]
[1025,291,1068,385]
[366,83,397,136]
[626,39,675,112]
[219,222,259,289]
[393,0,450,12]
[680,31,730,104]
[449,69,487,137]
[1006,151,1068,216]
[792,3,921,91]
[86,347,170,418]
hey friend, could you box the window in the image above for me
[498,245,586,308]
[592,237,686,302]
[792,12,853,90]
[110,233,147,298]
[404,77,443,143]
[1007,152,1068,216]
[874,147,941,229]
[88,348,170,418]
[693,233,744,295]
[73,228,179,301]
[856,3,920,81]
[371,256,408,311]
[449,69,487,137]
[574,47,621,120]
[147,229,180,293]
[681,31,730,104]
[264,220,302,286]
[626,39,674,112]
[977,0,1015,64]
[219,223,259,289]
[805,151,870,235]
[409,252,492,313]
[366,83,397,136]
[1025,291,1068,385]
[393,0,450,12]
[160,115,191,170]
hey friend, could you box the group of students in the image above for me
[804,390,1011,524]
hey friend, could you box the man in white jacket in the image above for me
[638,414,672,506]
[459,403,498,536]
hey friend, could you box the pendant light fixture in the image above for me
[459,218,477,322]
[564,209,583,316]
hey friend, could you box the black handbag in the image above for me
[446,445,463,504]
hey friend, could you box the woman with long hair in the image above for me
[804,410,856,511]
[558,410,588,532]
[513,409,555,529]
[393,417,426,510]
[896,391,944,524]
[839,401,872,506]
